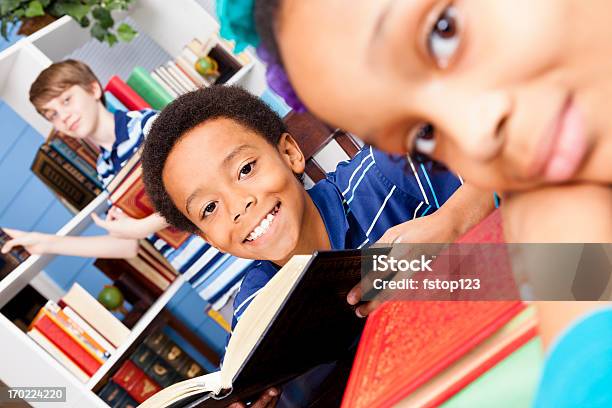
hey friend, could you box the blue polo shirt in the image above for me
[231,146,461,327]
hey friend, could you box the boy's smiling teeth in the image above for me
[245,203,280,242]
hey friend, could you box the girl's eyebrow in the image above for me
[369,0,396,52]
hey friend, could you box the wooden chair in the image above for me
[283,111,362,182]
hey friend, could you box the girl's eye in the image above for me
[408,123,437,160]
[427,4,460,68]
[239,161,256,179]
[202,202,217,218]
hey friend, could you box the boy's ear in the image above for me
[90,81,103,101]
[277,132,306,174]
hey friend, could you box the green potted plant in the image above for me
[1,0,138,46]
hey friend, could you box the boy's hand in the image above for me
[92,207,151,239]
[1,228,53,255]
[227,388,279,408]
[347,212,454,319]
[377,212,457,245]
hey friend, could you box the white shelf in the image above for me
[0,313,108,407]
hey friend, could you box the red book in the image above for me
[341,301,528,408]
[113,360,161,403]
[341,210,529,408]
[33,314,102,376]
[105,76,151,111]
[110,164,189,249]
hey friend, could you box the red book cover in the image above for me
[113,360,161,403]
[341,210,526,408]
[105,76,151,111]
[112,169,189,249]
[33,314,102,376]
[341,301,526,408]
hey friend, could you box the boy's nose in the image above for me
[232,198,254,223]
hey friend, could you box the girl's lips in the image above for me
[530,96,588,183]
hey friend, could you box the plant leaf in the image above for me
[24,1,44,18]
[55,3,90,21]
[90,21,106,42]
[91,6,113,29]
[105,32,117,46]
[116,22,136,42]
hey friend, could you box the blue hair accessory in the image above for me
[217,0,260,52]
[217,0,307,112]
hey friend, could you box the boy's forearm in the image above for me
[438,183,496,237]
[45,235,140,258]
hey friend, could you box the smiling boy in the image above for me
[141,85,493,406]
[2,59,169,257]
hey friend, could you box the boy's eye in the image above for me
[201,202,217,219]
[63,96,71,105]
[408,123,437,160]
[239,161,256,179]
[427,4,460,68]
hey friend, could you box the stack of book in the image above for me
[94,239,179,296]
[98,330,206,407]
[104,147,189,250]
[31,129,102,212]
[27,283,131,383]
[0,228,30,280]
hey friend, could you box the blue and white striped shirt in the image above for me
[231,146,461,328]
[96,109,158,187]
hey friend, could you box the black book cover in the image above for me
[172,249,382,408]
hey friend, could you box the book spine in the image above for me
[27,329,91,383]
[149,71,179,98]
[105,76,151,111]
[43,144,102,194]
[33,314,102,376]
[50,138,102,188]
[125,256,170,291]
[175,55,209,87]
[62,306,116,354]
[137,245,177,282]
[113,360,161,403]
[127,67,174,110]
[154,67,184,96]
[146,355,178,388]
[156,226,190,249]
[98,381,127,407]
[166,62,198,92]
[156,66,188,95]
[31,148,96,210]
[62,283,131,348]
[53,130,99,169]
[43,303,110,362]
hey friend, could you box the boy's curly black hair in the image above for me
[142,85,288,234]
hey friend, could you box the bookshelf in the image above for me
[0,1,267,406]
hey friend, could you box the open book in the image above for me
[139,250,372,408]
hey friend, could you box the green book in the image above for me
[442,337,544,408]
[127,66,174,110]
